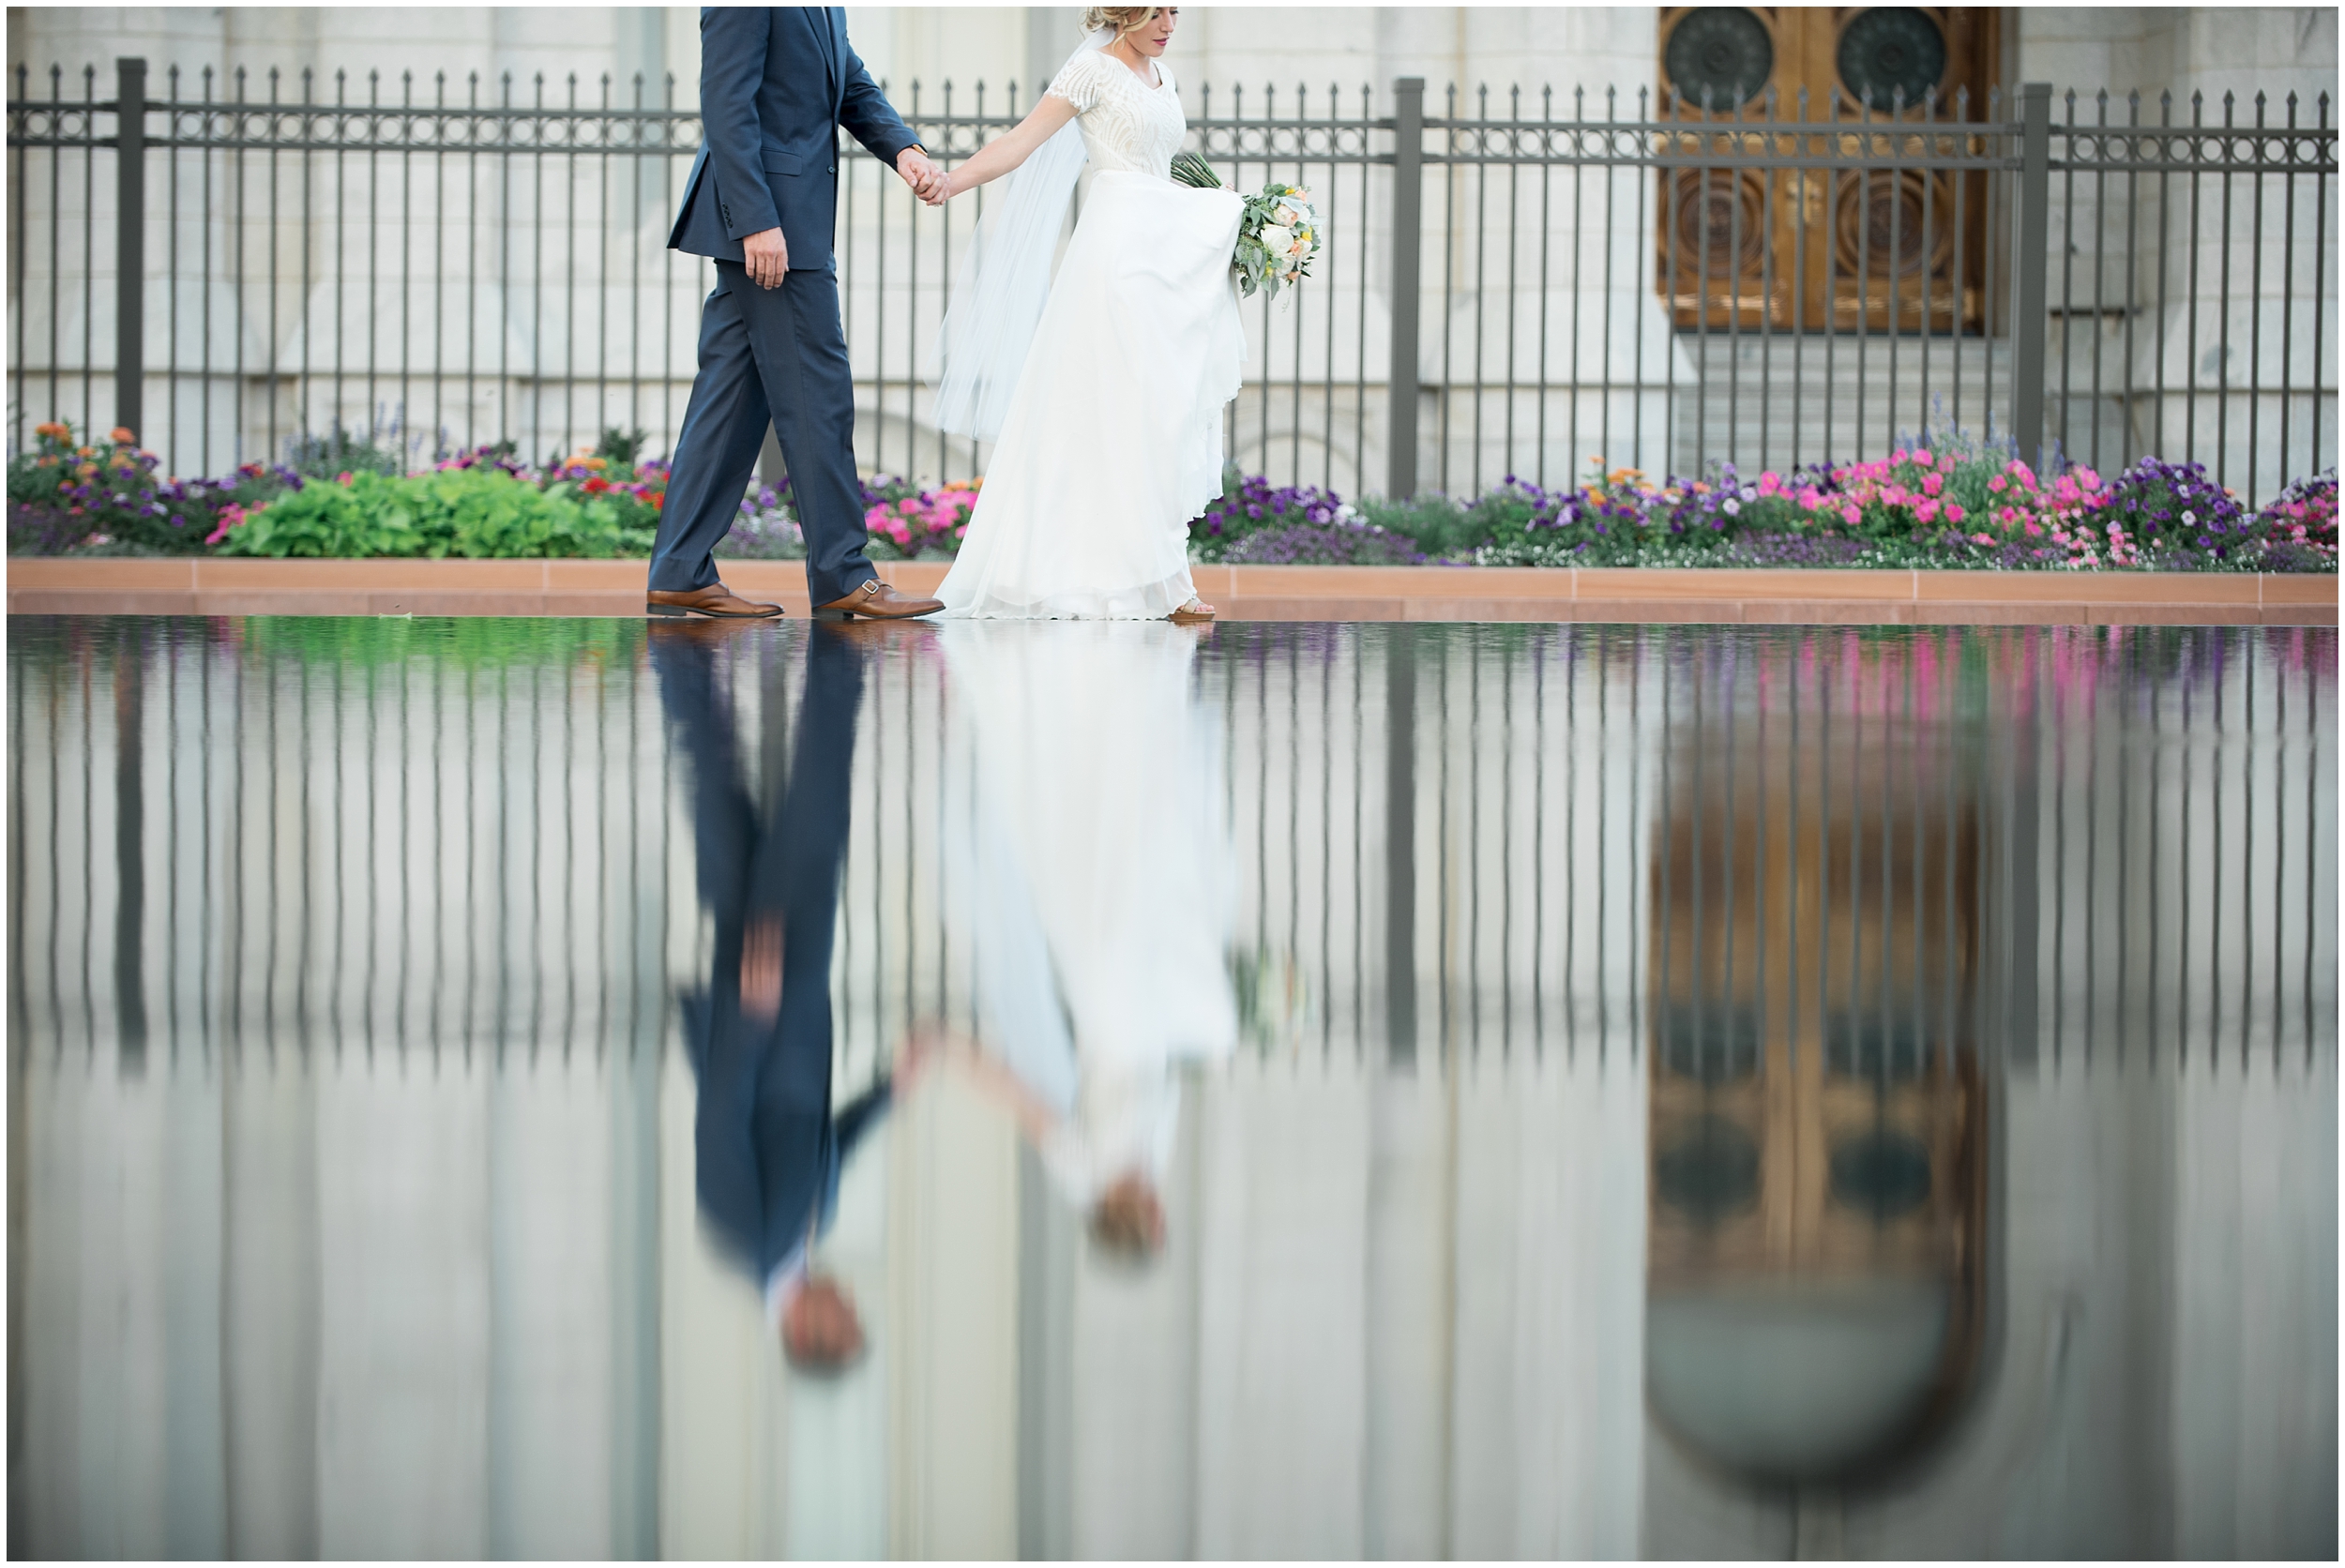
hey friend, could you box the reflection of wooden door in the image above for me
[1656,8,2001,334]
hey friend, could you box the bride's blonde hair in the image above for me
[1081,7,1159,37]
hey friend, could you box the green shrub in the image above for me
[216,468,657,559]
[594,427,650,469]
[283,419,411,479]
[1355,493,1482,559]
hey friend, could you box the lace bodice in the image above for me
[1047,51,1186,178]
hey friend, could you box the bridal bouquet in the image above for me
[1171,154,1321,300]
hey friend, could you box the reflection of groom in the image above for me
[653,621,888,1370]
[648,6,946,624]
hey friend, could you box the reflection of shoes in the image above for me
[647,616,758,647]
[647,582,782,618]
[813,578,945,621]
[812,618,905,651]
[1169,598,1216,624]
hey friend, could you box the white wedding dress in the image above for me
[934,52,1246,620]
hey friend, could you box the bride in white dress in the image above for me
[927,7,1243,622]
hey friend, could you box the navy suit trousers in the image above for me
[650,261,876,607]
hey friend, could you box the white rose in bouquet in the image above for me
[1261,223,1294,255]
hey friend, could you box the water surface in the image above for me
[8,616,2336,1560]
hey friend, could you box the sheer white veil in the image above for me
[928,28,1112,442]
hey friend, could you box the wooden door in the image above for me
[1656,7,2001,334]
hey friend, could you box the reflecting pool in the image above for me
[8,616,2336,1560]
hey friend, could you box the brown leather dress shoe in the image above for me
[646,582,783,619]
[813,578,945,621]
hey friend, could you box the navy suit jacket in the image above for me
[670,6,921,271]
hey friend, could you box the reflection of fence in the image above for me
[8,623,2334,1075]
[8,60,2340,500]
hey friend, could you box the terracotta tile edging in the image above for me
[6,559,2336,625]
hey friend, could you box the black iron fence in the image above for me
[8,60,2337,503]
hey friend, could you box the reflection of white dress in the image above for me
[938,622,1237,1201]
[935,54,1245,621]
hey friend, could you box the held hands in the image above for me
[746,148,944,285]
[897,146,949,206]
[891,1023,956,1094]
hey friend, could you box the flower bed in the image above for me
[1196,424,2337,574]
[7,421,297,555]
[8,418,2334,572]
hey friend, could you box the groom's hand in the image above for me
[896,146,946,205]
[740,915,784,1023]
[742,227,789,289]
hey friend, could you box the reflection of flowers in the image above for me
[1231,945,1310,1053]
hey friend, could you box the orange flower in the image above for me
[109,426,135,445]
[34,421,68,441]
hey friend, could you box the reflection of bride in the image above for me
[926,7,1243,623]
[915,621,1237,1255]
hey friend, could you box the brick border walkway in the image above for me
[7,558,2335,625]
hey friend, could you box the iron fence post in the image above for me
[114,56,144,444]
[1388,76,1423,499]
[2012,82,2050,470]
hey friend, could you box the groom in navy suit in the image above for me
[650,7,947,623]
[653,619,892,1369]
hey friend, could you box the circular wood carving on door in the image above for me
[1832,170,1956,279]
[1667,170,1771,279]
[1838,8,1950,113]
[1663,7,1776,113]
